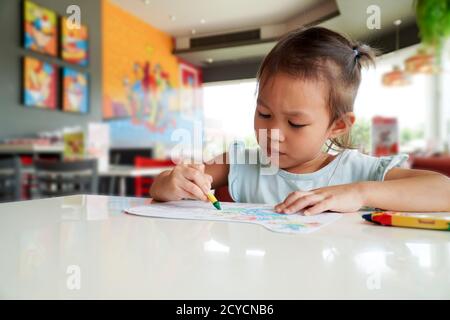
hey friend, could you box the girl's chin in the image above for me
[267,154,290,166]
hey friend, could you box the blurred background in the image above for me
[0,0,449,201]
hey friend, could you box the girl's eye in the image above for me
[258,111,271,119]
[288,121,307,128]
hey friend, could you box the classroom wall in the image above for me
[0,0,102,138]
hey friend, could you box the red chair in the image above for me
[19,156,34,199]
[410,155,450,177]
[134,156,175,197]
[214,185,234,202]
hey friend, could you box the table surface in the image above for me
[0,144,64,153]
[99,165,173,177]
[0,195,449,299]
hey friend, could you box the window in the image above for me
[203,79,258,158]
[354,44,432,153]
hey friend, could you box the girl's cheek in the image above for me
[254,119,266,132]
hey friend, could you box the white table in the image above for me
[99,165,173,196]
[0,194,449,299]
[0,144,64,154]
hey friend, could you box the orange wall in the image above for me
[102,0,180,118]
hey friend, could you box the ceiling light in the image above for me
[143,0,150,5]
[200,18,206,24]
[206,58,214,64]
[382,65,411,86]
[404,47,437,74]
[169,15,176,21]
[191,29,196,35]
[382,20,411,87]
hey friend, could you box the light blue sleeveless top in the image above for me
[227,142,408,205]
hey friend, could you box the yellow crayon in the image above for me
[206,193,221,210]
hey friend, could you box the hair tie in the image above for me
[353,47,360,59]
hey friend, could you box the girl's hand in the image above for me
[274,184,365,215]
[150,163,213,202]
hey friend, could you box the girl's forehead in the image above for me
[257,73,329,113]
[259,71,326,90]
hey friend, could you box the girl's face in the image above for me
[254,72,334,171]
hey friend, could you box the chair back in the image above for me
[34,159,98,198]
[135,157,174,167]
[214,185,234,202]
[134,156,174,197]
[0,157,21,202]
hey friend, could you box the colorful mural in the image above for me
[61,16,89,66]
[102,0,203,147]
[23,56,57,110]
[23,0,58,56]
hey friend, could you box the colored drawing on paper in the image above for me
[61,16,89,66]
[23,56,57,110]
[125,201,341,234]
[23,0,57,56]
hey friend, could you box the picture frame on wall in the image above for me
[22,56,58,110]
[178,60,202,114]
[61,67,89,114]
[22,0,58,56]
[61,16,89,67]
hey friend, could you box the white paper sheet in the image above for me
[124,200,342,234]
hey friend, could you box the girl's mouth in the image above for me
[267,148,286,156]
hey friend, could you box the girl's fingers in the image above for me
[184,164,213,188]
[303,199,332,216]
[179,180,208,201]
[183,167,211,194]
[283,194,325,214]
[275,191,311,212]
[187,163,205,173]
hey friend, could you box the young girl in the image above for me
[151,27,450,215]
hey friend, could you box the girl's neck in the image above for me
[283,152,337,174]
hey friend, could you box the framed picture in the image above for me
[178,61,202,114]
[23,0,58,56]
[22,56,58,110]
[62,67,89,114]
[63,131,85,160]
[61,16,89,66]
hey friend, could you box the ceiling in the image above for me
[109,0,319,37]
[110,0,417,66]
[321,0,416,41]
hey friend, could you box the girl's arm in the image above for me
[275,168,450,215]
[150,153,229,201]
[205,152,229,190]
[359,168,450,212]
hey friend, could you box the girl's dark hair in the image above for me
[257,26,377,150]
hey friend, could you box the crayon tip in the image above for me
[362,213,372,222]
[213,201,222,210]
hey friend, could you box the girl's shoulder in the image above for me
[338,149,409,181]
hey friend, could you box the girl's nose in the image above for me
[268,128,285,143]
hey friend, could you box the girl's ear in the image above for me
[329,112,356,138]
